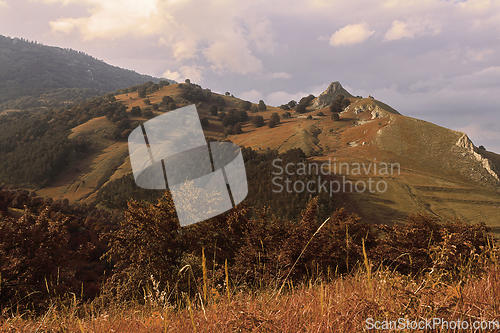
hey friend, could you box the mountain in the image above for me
[312,81,354,109]
[0,35,173,109]
[1,77,499,234]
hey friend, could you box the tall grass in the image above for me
[2,264,500,332]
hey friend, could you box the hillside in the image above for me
[0,35,173,110]
[2,78,498,233]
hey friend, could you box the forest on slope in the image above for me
[0,35,174,110]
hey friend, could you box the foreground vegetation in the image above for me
[1,186,499,331]
[2,263,500,332]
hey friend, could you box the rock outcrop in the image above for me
[312,81,353,109]
[456,134,499,181]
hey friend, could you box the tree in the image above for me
[162,95,174,105]
[200,117,209,127]
[209,105,218,116]
[331,113,340,121]
[341,98,351,110]
[268,118,278,128]
[185,78,191,84]
[152,103,159,111]
[143,99,151,105]
[279,104,290,110]
[282,111,291,119]
[258,100,267,111]
[296,95,315,114]
[252,115,265,128]
[270,112,280,124]
[225,91,230,96]
[330,101,342,113]
[130,106,142,116]
[241,100,252,111]
[142,108,154,119]
[288,100,297,108]
[233,122,243,134]
[138,87,147,99]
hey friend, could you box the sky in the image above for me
[0,0,499,153]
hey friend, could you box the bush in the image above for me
[241,100,252,111]
[162,95,174,105]
[209,105,218,117]
[258,100,266,111]
[296,95,315,114]
[233,122,243,134]
[200,117,209,128]
[270,112,280,123]
[331,113,340,121]
[252,115,265,128]
[142,108,154,119]
[268,118,278,128]
[143,99,151,105]
[341,98,351,109]
[282,111,291,119]
[316,111,324,117]
[130,106,142,116]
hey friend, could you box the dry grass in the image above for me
[2,264,499,333]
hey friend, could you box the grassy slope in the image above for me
[232,97,500,231]
[37,87,500,232]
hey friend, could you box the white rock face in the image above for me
[312,81,353,109]
[456,134,499,181]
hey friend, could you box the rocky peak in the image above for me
[312,81,353,109]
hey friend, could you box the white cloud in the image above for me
[39,0,274,75]
[266,72,292,80]
[0,0,9,8]
[162,65,204,83]
[384,20,414,40]
[329,22,375,46]
[162,69,182,82]
[384,19,441,41]
[265,91,308,107]
[239,89,263,103]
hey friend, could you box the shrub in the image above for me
[143,99,151,105]
[130,106,142,116]
[331,113,340,121]
[268,118,278,128]
[258,100,267,111]
[209,105,218,117]
[252,115,265,127]
[142,108,154,119]
[296,95,315,114]
[241,100,252,111]
[162,95,174,105]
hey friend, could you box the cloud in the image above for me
[266,72,293,80]
[162,65,204,83]
[40,0,274,75]
[238,89,263,103]
[384,19,441,41]
[329,22,375,46]
[0,0,9,8]
[384,20,414,40]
